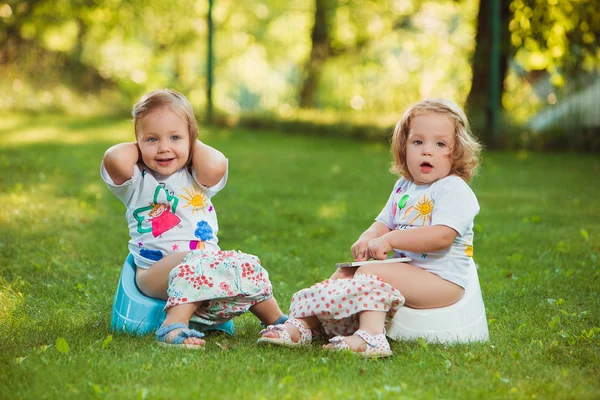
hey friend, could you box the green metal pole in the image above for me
[206,0,214,124]
[490,0,500,147]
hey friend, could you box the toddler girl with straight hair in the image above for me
[258,99,482,357]
[102,89,286,349]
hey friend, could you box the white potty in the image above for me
[386,262,489,344]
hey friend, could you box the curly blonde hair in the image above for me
[390,99,482,182]
[132,89,199,164]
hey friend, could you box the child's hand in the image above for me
[351,238,371,261]
[367,236,392,260]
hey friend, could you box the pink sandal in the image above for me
[256,318,312,347]
[326,330,393,358]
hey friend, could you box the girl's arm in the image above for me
[368,225,457,260]
[103,142,140,185]
[191,140,227,187]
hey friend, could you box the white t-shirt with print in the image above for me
[101,162,228,269]
[375,175,479,289]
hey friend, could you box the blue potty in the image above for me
[111,253,235,336]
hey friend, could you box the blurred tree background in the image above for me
[0,0,598,149]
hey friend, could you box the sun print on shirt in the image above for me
[180,183,209,215]
[402,194,434,226]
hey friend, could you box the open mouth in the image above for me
[156,158,174,166]
[420,162,433,172]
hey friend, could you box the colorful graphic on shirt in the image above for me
[189,240,205,251]
[180,183,208,215]
[398,195,409,210]
[194,220,213,241]
[140,248,163,261]
[148,202,182,237]
[464,239,474,257]
[190,220,214,250]
[133,183,180,235]
[402,194,434,226]
[394,195,409,218]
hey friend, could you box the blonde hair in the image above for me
[132,89,199,164]
[390,99,482,182]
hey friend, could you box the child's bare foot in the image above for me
[257,318,312,347]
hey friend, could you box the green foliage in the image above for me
[509,0,599,82]
[1,0,598,146]
[1,114,599,399]
[0,1,475,114]
[502,0,600,125]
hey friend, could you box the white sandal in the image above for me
[327,329,393,358]
[256,318,312,347]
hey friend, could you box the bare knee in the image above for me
[355,264,376,276]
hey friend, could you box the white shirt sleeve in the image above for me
[191,158,229,198]
[100,162,140,206]
[431,176,479,236]
[375,180,402,229]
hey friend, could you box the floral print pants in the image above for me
[166,250,273,325]
[289,274,405,337]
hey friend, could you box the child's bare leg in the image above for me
[136,252,190,299]
[249,297,285,326]
[260,315,321,343]
[353,262,464,308]
[324,263,463,353]
[161,302,205,346]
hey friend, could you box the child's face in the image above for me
[137,107,191,176]
[406,113,455,185]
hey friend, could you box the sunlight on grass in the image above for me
[5,125,128,145]
[364,141,388,152]
[81,183,105,201]
[318,202,347,219]
[0,114,599,399]
[8,127,62,145]
[0,279,24,321]
[0,115,23,133]
[2,192,34,217]
[1,115,131,146]
[1,183,101,239]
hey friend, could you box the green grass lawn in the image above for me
[0,113,598,399]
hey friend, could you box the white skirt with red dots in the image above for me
[289,274,405,337]
[165,250,273,325]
